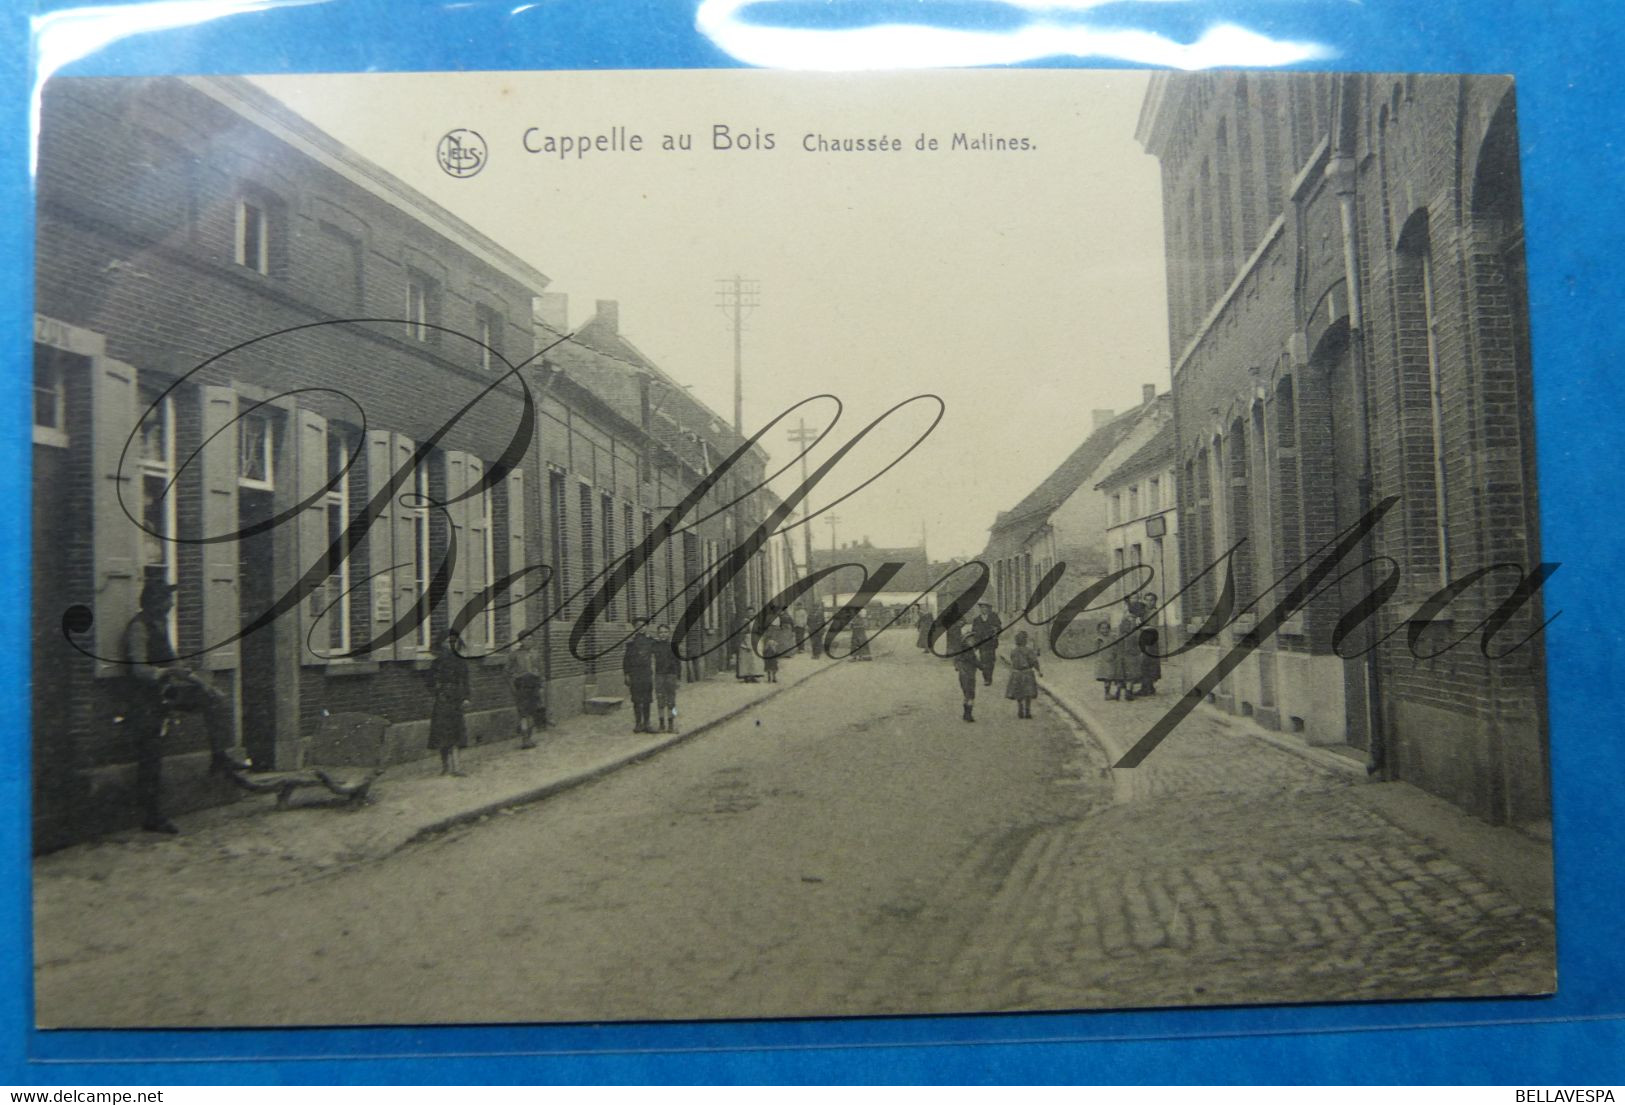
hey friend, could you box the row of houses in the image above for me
[980,73,1546,830]
[980,384,1182,648]
[33,77,790,849]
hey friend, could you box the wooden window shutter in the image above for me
[466,456,489,645]
[199,386,240,670]
[90,357,140,677]
[364,429,397,659]
[444,451,470,642]
[507,466,526,641]
[294,407,328,662]
[391,432,419,661]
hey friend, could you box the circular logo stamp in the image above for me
[437,129,487,178]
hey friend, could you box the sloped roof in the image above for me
[573,309,763,463]
[988,411,1142,536]
[1095,421,1175,490]
[810,543,941,595]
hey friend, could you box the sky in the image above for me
[252,69,1170,561]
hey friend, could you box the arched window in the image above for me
[1396,211,1451,589]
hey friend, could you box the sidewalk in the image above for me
[915,651,1558,1009]
[34,647,846,907]
[1030,652,1554,915]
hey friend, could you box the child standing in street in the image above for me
[1005,630,1043,719]
[653,623,682,732]
[1093,619,1118,700]
[504,636,547,749]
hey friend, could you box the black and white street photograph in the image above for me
[30,69,1555,1027]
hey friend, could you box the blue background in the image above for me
[5,0,1623,1085]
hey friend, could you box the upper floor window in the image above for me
[406,275,432,342]
[476,305,503,371]
[1148,476,1161,513]
[1110,493,1122,526]
[1128,484,1140,520]
[235,198,269,275]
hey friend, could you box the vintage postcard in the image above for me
[30,69,1555,1027]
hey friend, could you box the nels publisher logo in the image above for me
[437,128,487,178]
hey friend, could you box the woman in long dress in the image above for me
[849,610,872,661]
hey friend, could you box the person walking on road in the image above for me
[953,626,980,722]
[623,619,656,732]
[1005,630,1043,719]
[653,623,682,733]
[504,636,547,749]
[792,604,809,654]
[849,609,873,661]
[428,629,471,776]
[915,605,933,652]
[971,602,1002,686]
[761,608,786,684]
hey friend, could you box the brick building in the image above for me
[1136,73,1545,825]
[33,76,774,848]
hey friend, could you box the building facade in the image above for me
[1137,73,1546,825]
[1096,422,1182,631]
[981,387,1169,638]
[33,77,774,848]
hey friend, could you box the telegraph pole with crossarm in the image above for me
[715,275,759,435]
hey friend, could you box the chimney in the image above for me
[595,299,619,334]
[1143,384,1157,407]
[533,292,568,331]
[1091,408,1115,431]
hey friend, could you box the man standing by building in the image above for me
[623,619,656,733]
[971,602,1002,687]
[120,578,240,834]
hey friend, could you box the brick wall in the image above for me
[33,77,760,846]
[1143,72,1547,824]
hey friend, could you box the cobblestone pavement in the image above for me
[887,683,1557,1013]
[34,637,1557,1025]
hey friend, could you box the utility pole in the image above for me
[715,276,758,671]
[786,419,820,593]
[715,275,759,435]
[825,513,841,614]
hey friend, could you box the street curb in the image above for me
[400,644,859,848]
[1034,679,1141,802]
[1035,670,1365,800]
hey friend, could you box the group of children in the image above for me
[1091,594,1162,702]
[952,625,1044,723]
